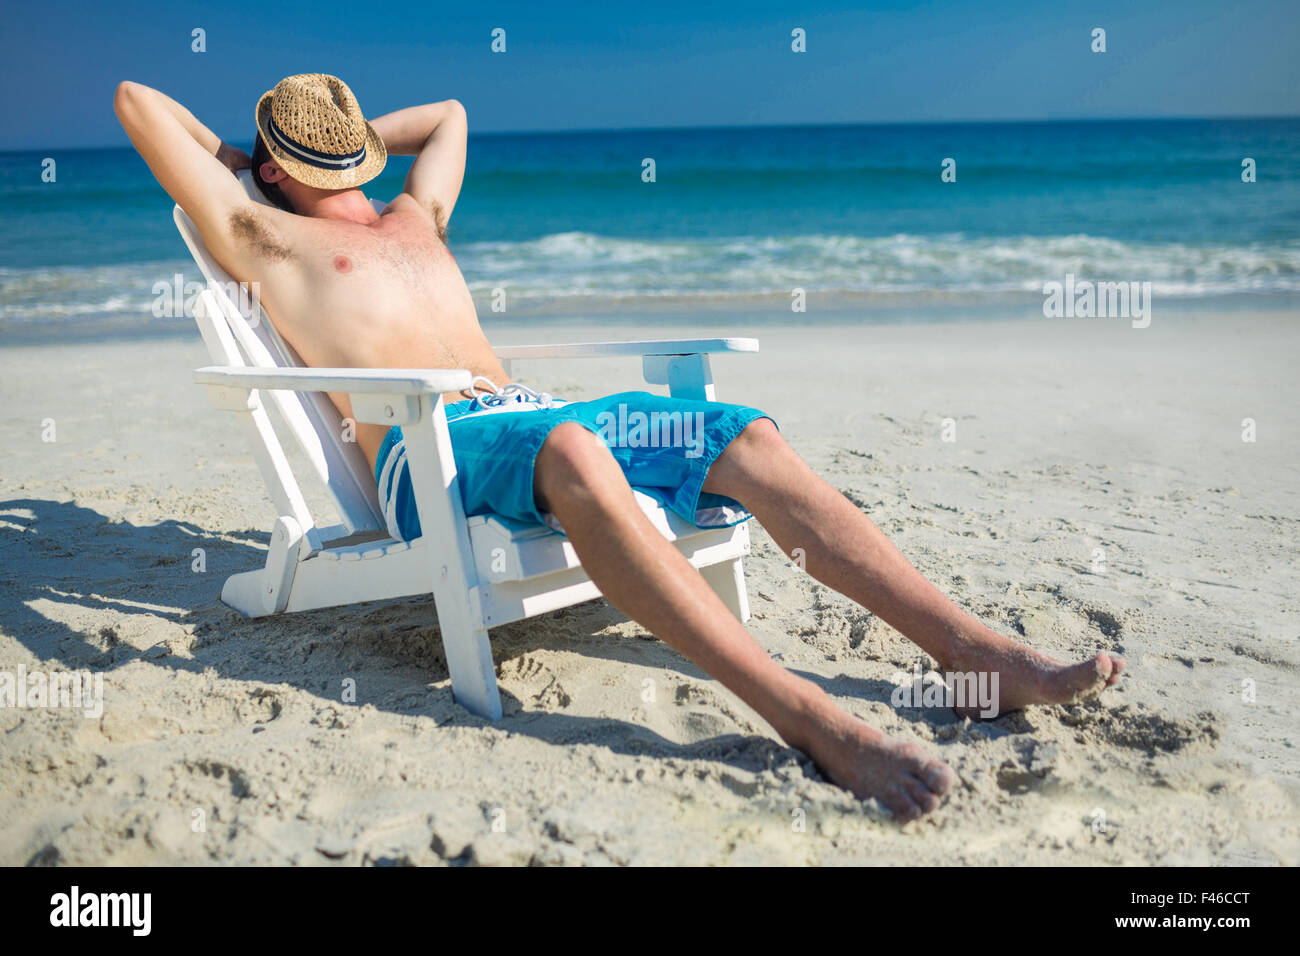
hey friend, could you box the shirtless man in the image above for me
[115,74,1124,822]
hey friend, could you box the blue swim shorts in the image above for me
[374,387,774,542]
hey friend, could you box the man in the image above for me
[115,74,1124,822]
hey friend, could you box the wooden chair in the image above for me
[176,172,758,719]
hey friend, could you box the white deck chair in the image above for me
[174,170,759,719]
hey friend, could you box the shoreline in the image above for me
[3,290,1298,348]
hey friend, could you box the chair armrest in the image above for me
[193,365,473,395]
[492,337,759,361]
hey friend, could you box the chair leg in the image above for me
[701,557,750,623]
[432,604,503,720]
[392,395,505,721]
[221,568,272,617]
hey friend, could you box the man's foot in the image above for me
[942,634,1126,719]
[806,717,958,822]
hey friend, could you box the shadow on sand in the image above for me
[0,497,898,776]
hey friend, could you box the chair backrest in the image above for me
[173,170,388,535]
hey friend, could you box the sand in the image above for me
[1,306,1297,866]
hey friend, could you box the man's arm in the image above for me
[113,81,254,256]
[369,100,467,238]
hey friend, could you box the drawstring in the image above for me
[468,376,556,410]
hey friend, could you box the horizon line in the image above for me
[7,112,1299,153]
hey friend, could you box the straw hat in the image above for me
[255,74,386,189]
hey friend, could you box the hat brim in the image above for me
[255,90,387,191]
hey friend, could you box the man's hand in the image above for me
[216,141,252,175]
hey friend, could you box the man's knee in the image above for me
[706,417,786,495]
[539,422,610,473]
[720,417,784,469]
[730,416,780,452]
[534,422,618,509]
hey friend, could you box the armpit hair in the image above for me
[229,207,291,262]
[429,200,449,244]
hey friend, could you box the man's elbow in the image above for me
[114,81,143,122]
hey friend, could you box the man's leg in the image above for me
[703,420,1125,715]
[534,423,956,820]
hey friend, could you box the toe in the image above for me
[921,761,957,795]
[904,776,940,814]
[1056,654,1110,700]
[883,783,924,822]
[1105,655,1127,686]
[1092,652,1114,684]
[898,744,956,795]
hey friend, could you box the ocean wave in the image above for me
[458,232,1300,300]
[3,235,1299,328]
[0,260,196,323]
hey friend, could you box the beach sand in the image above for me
[1,307,1297,866]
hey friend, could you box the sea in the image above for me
[2,117,1298,337]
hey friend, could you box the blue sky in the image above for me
[3,0,1298,149]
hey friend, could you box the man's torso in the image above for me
[223,193,510,472]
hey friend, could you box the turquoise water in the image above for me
[2,118,1298,332]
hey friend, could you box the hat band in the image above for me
[268,115,367,170]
